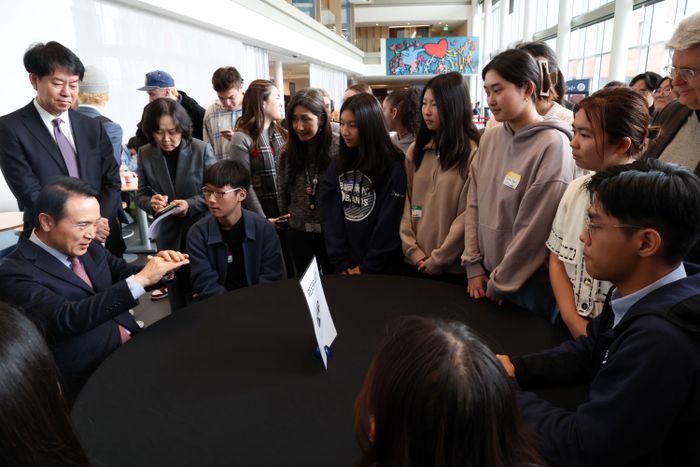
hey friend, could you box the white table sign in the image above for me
[299,257,337,369]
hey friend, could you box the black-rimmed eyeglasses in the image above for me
[202,187,241,199]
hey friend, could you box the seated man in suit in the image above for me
[187,160,283,300]
[0,41,124,256]
[0,178,189,400]
[497,159,700,467]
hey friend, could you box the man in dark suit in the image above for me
[0,178,189,400]
[0,41,125,256]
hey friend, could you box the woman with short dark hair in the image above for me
[0,303,90,467]
[629,71,663,117]
[136,97,216,309]
[353,315,542,467]
[650,76,678,128]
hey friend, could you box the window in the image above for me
[567,18,614,89]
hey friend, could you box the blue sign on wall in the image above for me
[566,79,591,94]
[386,37,479,76]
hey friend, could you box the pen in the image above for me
[145,185,161,196]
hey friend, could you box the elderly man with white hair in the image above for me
[644,12,700,262]
[645,11,700,173]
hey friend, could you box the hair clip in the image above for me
[538,60,550,97]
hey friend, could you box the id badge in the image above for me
[227,249,233,264]
[411,204,423,218]
[503,171,521,189]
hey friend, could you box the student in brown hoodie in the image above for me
[400,72,479,284]
[463,49,575,321]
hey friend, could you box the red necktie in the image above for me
[69,256,130,343]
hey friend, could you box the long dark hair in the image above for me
[384,87,422,136]
[283,89,332,173]
[0,303,90,467]
[236,79,286,151]
[338,93,404,184]
[414,72,480,177]
[354,316,542,467]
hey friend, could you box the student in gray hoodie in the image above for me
[463,49,575,321]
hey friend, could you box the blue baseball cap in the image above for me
[137,70,175,91]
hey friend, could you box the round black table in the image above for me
[72,275,584,467]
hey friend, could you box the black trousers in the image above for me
[287,228,330,276]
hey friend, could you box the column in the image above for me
[499,0,509,52]
[609,0,634,82]
[522,0,535,42]
[555,0,573,75]
[468,0,482,111]
[483,0,492,63]
[274,61,285,116]
[274,61,284,91]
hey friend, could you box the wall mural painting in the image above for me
[386,37,479,76]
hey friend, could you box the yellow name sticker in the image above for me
[503,171,522,189]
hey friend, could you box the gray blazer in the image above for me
[136,138,216,250]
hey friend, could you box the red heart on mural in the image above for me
[424,39,448,58]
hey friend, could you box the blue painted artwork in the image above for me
[386,37,479,76]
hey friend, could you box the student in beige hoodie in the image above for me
[463,49,575,321]
[400,72,479,284]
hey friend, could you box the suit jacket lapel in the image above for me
[20,103,67,172]
[69,110,90,179]
[19,237,94,294]
[174,139,192,196]
[80,249,109,292]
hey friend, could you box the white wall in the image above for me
[1,0,367,211]
[3,0,247,139]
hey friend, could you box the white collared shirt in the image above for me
[33,98,77,152]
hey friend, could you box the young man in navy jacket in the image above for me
[187,160,283,300]
[498,159,700,467]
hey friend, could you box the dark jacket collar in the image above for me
[610,263,700,338]
[15,236,95,293]
[205,209,257,246]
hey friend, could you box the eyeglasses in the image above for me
[202,187,240,199]
[584,219,646,238]
[654,86,674,95]
[665,65,699,82]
